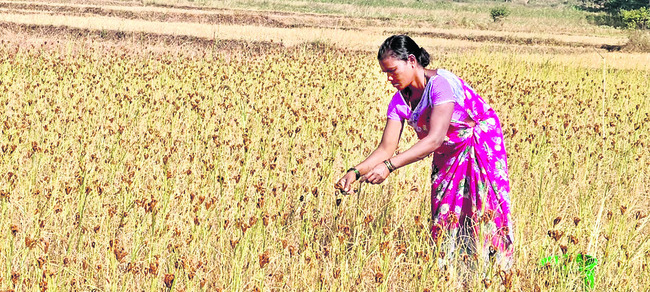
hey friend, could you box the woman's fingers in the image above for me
[363,164,389,184]
[344,178,353,192]
[363,172,381,184]
[338,179,347,190]
[370,175,384,184]
[336,172,358,193]
[352,165,388,186]
[346,172,357,191]
[362,172,374,184]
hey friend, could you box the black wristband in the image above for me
[383,160,396,173]
[347,167,361,180]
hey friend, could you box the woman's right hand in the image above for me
[336,171,358,194]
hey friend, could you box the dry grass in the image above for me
[624,30,650,53]
[0,38,648,291]
[398,27,627,48]
[1,11,648,70]
[143,0,623,35]
[0,0,625,40]
[2,0,648,69]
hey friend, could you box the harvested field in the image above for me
[0,0,648,291]
[0,0,631,53]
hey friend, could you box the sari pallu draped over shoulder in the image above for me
[411,69,514,267]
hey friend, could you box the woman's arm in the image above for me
[337,118,404,193]
[361,102,454,184]
[390,102,453,168]
[354,118,404,173]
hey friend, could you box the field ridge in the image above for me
[0,0,630,52]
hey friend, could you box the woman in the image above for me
[336,35,513,268]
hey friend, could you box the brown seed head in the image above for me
[0,189,9,201]
[259,252,270,268]
[340,225,351,237]
[482,210,495,223]
[262,214,269,226]
[447,213,459,225]
[483,278,492,288]
[374,272,384,283]
[395,243,407,256]
[25,236,37,249]
[163,274,174,288]
[636,211,647,220]
[379,241,390,254]
[553,216,562,227]
[499,270,513,289]
[573,217,581,226]
[11,271,20,285]
[364,214,374,226]
[548,230,565,241]
[149,261,159,275]
[37,257,46,269]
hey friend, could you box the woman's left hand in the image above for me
[360,163,390,184]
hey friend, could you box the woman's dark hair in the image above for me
[377,35,430,68]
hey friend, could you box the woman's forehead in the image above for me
[379,56,403,67]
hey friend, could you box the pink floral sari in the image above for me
[392,69,514,267]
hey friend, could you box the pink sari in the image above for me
[388,69,513,267]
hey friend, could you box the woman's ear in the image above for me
[407,54,417,67]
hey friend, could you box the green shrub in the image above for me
[490,6,511,22]
[620,7,650,29]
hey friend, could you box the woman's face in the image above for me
[379,55,415,91]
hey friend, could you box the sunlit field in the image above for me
[0,37,648,291]
[0,0,649,290]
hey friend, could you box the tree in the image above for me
[583,0,648,13]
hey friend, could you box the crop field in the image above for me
[0,0,649,291]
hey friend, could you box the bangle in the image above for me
[383,160,396,173]
[347,167,361,180]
